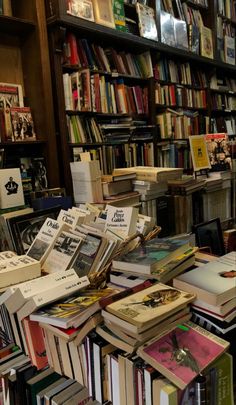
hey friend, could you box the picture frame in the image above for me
[7,206,61,255]
[189,135,211,172]
[192,218,225,256]
[92,0,115,29]
[67,0,94,22]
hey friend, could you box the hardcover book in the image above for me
[112,237,190,274]
[137,321,229,389]
[105,283,195,331]
[136,3,158,41]
[200,26,213,59]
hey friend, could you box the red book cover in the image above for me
[94,73,102,113]
[23,317,48,370]
[138,321,229,389]
[66,32,79,65]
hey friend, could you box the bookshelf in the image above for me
[45,0,236,194]
[0,0,59,188]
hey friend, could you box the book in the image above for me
[112,237,190,274]
[10,107,36,142]
[173,252,236,306]
[26,218,68,263]
[29,288,113,329]
[200,26,213,59]
[224,35,235,65]
[0,255,41,290]
[137,321,229,389]
[42,230,83,273]
[102,172,136,183]
[105,206,138,239]
[1,268,81,314]
[67,0,94,21]
[105,283,195,331]
[136,3,158,40]
[22,318,48,370]
[0,168,25,210]
[152,378,178,405]
[113,166,183,182]
[102,179,133,197]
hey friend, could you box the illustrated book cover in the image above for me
[137,321,229,389]
[105,283,195,331]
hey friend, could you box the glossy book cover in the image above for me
[138,321,229,389]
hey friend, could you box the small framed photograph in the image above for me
[92,0,115,28]
[67,0,95,22]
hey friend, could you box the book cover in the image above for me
[224,35,235,65]
[67,0,94,21]
[0,168,25,210]
[22,318,48,370]
[204,133,231,171]
[105,205,138,238]
[112,237,190,274]
[136,3,158,41]
[189,134,211,172]
[30,288,113,329]
[160,11,176,47]
[173,252,236,306]
[10,107,36,142]
[200,26,213,59]
[137,321,229,389]
[105,283,195,330]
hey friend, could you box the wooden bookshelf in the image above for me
[45,0,236,192]
[0,0,59,188]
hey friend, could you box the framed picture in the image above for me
[67,0,94,22]
[189,135,211,172]
[7,206,61,255]
[92,0,115,28]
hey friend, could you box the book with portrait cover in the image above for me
[136,3,158,40]
[105,283,195,331]
[200,26,213,59]
[10,107,36,142]
[137,321,229,390]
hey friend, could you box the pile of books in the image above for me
[174,252,236,338]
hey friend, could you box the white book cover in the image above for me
[3,268,80,314]
[42,231,83,273]
[26,218,67,263]
[0,168,24,209]
[174,252,236,305]
[57,209,82,228]
[0,255,40,289]
[105,206,138,238]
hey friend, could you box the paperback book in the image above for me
[137,321,230,389]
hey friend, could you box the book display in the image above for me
[0,203,234,404]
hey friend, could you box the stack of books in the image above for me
[173,252,236,337]
[110,235,196,284]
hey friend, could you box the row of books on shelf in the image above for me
[216,16,236,65]
[210,73,236,92]
[155,83,207,109]
[211,93,236,111]
[154,58,207,88]
[63,70,149,115]
[0,83,36,143]
[217,0,236,19]
[63,33,153,79]
[156,109,209,139]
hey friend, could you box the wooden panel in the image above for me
[0,40,24,91]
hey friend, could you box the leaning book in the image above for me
[137,321,230,390]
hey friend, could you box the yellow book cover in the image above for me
[106,283,195,330]
[189,135,211,172]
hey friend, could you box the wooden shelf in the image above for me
[0,15,35,35]
[62,65,148,81]
[66,110,148,118]
[156,104,207,110]
[0,140,46,147]
[156,79,207,90]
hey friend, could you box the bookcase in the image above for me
[0,0,59,188]
[44,0,236,195]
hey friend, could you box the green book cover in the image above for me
[113,237,190,274]
[26,369,61,405]
[208,353,234,405]
[113,0,127,32]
